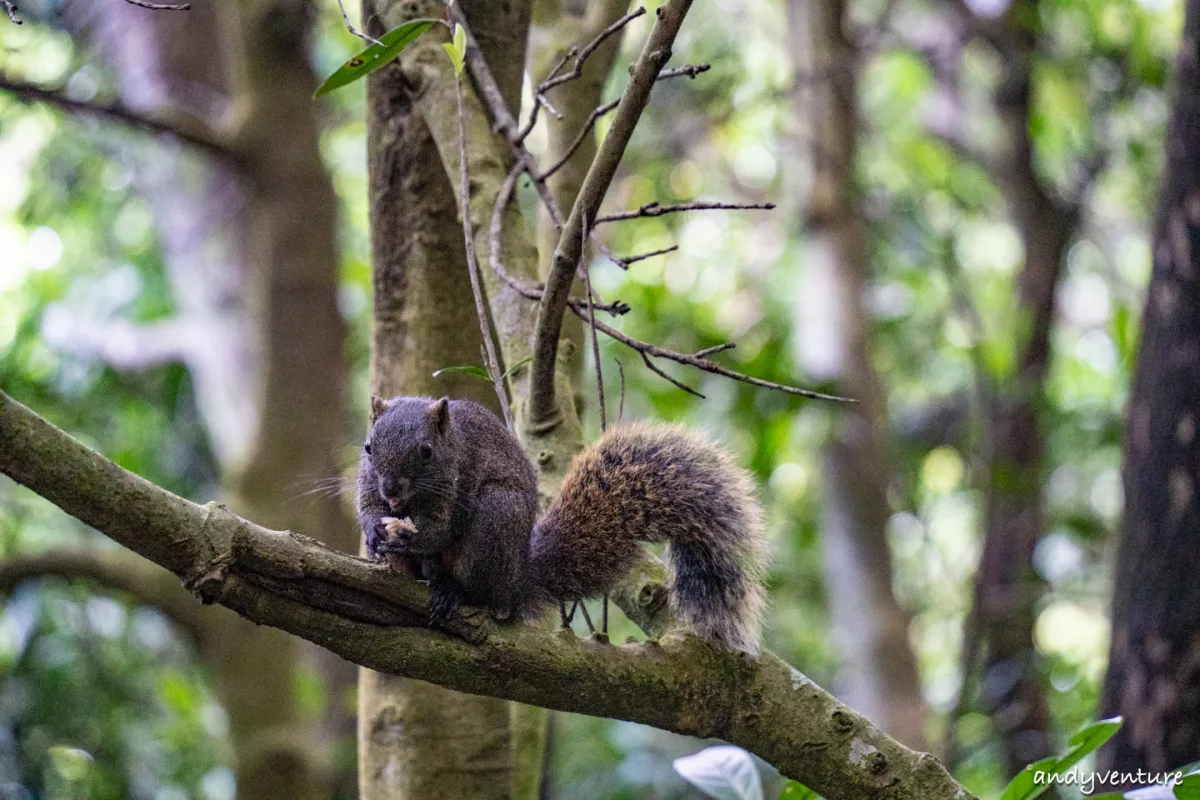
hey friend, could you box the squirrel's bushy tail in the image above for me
[530,423,768,655]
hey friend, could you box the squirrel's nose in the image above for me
[381,477,411,508]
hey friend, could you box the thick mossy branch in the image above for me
[0,391,974,800]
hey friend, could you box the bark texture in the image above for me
[787,0,927,750]
[1101,0,1200,777]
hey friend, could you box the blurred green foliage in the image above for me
[0,0,1183,797]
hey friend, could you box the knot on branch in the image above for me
[636,580,668,615]
[831,708,857,735]
[185,501,236,604]
[184,552,232,604]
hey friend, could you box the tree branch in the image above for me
[0,73,230,157]
[0,390,972,800]
[0,547,204,639]
[594,200,776,224]
[529,0,694,425]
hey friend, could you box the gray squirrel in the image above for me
[358,395,768,654]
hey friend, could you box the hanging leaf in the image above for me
[673,746,764,800]
[431,364,492,381]
[315,19,438,97]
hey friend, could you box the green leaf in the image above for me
[1000,718,1123,800]
[442,23,467,76]
[432,358,528,383]
[431,365,492,381]
[453,22,466,56]
[778,781,820,799]
[1176,772,1200,799]
[1065,717,1123,759]
[999,756,1060,800]
[315,19,438,97]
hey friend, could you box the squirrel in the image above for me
[358,395,768,654]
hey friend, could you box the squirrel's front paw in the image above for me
[368,516,416,557]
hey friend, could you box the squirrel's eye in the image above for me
[420,442,433,460]
[364,441,372,455]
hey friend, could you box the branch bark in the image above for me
[0,389,975,800]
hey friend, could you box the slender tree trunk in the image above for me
[786,0,927,749]
[964,5,1069,774]
[54,2,357,797]
[1101,0,1200,778]
[356,1,533,796]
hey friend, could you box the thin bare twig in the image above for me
[543,47,575,85]
[539,66,709,182]
[454,70,513,430]
[123,0,190,9]
[613,245,679,269]
[484,125,845,405]
[460,6,849,407]
[580,309,854,403]
[582,221,607,432]
[693,343,736,358]
[595,200,776,225]
[641,352,705,398]
[335,0,381,45]
[540,8,647,94]
[658,64,711,80]
[4,1,21,24]
[453,11,658,283]
[536,92,564,120]
[531,0,696,424]
[488,165,630,316]
[540,99,619,180]
[614,358,626,422]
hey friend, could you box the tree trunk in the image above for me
[786,0,927,750]
[55,1,357,796]
[1101,0,1200,777]
[965,5,1069,774]
[356,1,532,797]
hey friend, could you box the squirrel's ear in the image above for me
[428,396,450,434]
[369,395,389,425]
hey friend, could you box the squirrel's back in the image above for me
[530,423,768,653]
